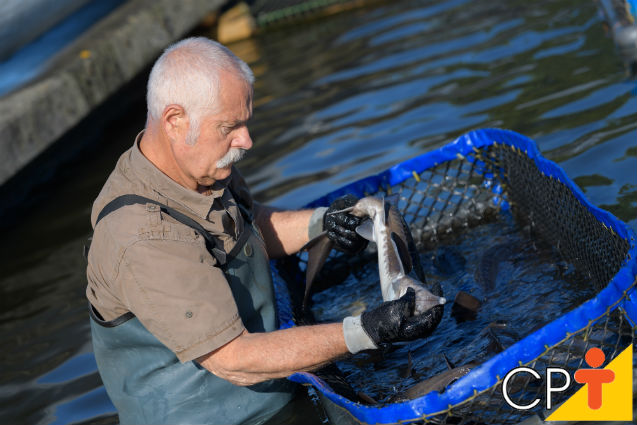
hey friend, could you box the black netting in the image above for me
[393,152,501,250]
[489,143,630,290]
[423,307,636,425]
[274,143,635,424]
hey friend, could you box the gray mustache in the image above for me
[217,148,247,168]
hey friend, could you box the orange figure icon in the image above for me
[574,347,615,410]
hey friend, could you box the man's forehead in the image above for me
[219,83,252,108]
[205,96,252,122]
[207,108,252,125]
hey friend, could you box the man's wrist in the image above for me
[308,207,328,240]
[342,315,377,354]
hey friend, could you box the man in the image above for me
[87,37,425,425]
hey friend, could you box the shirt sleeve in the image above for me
[116,237,245,363]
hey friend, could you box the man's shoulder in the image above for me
[87,199,209,284]
[89,202,154,265]
[86,201,151,294]
[90,147,139,226]
[88,146,161,267]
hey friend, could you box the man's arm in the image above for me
[253,195,368,259]
[253,203,314,258]
[197,288,420,387]
[197,323,347,386]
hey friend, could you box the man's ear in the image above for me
[162,104,188,143]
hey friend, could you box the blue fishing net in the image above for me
[271,128,637,424]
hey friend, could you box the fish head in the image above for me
[394,275,446,315]
[326,195,385,219]
[351,196,385,219]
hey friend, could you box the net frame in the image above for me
[271,128,637,424]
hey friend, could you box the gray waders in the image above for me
[89,195,296,425]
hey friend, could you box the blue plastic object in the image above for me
[270,128,637,424]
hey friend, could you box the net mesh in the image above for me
[420,303,636,425]
[274,141,635,424]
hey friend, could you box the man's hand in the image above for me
[342,288,425,353]
[324,195,368,254]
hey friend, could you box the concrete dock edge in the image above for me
[0,0,226,186]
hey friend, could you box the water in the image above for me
[311,212,596,402]
[0,0,126,96]
[0,0,635,423]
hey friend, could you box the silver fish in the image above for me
[344,196,446,314]
[390,362,476,402]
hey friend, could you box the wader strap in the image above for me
[89,302,135,327]
[227,186,254,224]
[90,192,258,326]
[95,194,228,265]
[227,225,252,259]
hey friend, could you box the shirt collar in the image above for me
[130,131,231,219]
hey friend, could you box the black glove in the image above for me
[361,288,420,346]
[324,194,368,254]
[343,288,424,353]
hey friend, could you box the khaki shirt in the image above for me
[86,133,255,362]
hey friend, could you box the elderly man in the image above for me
[87,37,423,425]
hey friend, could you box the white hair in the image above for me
[146,37,254,144]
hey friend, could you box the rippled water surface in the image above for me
[0,0,635,423]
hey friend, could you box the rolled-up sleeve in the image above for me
[116,238,245,363]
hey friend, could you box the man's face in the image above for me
[171,71,253,189]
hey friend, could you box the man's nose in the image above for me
[233,127,253,150]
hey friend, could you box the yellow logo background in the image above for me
[546,345,633,421]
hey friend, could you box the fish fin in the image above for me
[385,202,425,281]
[303,235,334,310]
[486,328,506,354]
[399,350,413,378]
[390,237,406,275]
[384,193,400,206]
[391,231,412,274]
[383,200,391,226]
[395,206,426,282]
[381,194,400,225]
[402,218,426,282]
[300,231,327,252]
[355,219,375,242]
[442,353,455,370]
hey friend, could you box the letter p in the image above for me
[546,367,571,410]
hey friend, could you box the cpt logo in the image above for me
[501,345,633,421]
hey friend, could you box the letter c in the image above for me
[502,367,541,410]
